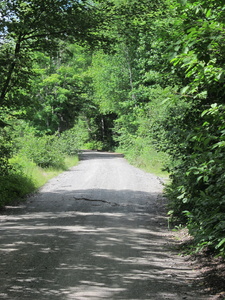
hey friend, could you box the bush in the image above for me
[59,119,89,155]
[0,120,83,207]
[166,104,225,257]
[9,122,65,168]
[0,128,13,175]
[19,134,65,168]
[0,172,35,207]
[84,140,104,151]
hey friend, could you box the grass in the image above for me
[0,154,79,207]
[117,146,169,179]
[31,155,79,189]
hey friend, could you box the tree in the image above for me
[28,43,92,134]
[0,0,106,111]
[0,0,109,176]
[90,0,178,149]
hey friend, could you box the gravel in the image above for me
[0,151,214,299]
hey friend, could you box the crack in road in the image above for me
[73,196,164,211]
[73,197,120,206]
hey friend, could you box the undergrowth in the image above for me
[0,119,84,208]
[117,145,169,178]
[0,154,79,208]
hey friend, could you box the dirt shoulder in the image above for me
[173,229,225,300]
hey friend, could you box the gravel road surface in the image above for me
[0,151,212,299]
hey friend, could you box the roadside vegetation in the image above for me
[1,0,225,259]
[0,120,84,207]
[117,145,169,178]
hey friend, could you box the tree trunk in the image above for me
[0,34,22,105]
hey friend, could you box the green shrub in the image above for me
[0,172,35,207]
[9,122,65,168]
[58,119,89,155]
[0,128,13,175]
[84,140,104,151]
[166,104,225,257]
[19,134,65,168]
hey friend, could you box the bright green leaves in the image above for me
[157,1,225,255]
[0,0,110,108]
[170,1,225,103]
[166,102,225,256]
[89,49,130,114]
[28,43,91,134]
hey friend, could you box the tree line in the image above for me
[0,0,225,257]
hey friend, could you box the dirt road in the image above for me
[0,151,211,299]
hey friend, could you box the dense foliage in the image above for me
[0,0,225,256]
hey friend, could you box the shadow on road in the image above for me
[78,151,124,161]
[0,187,204,300]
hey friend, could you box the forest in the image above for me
[0,0,225,257]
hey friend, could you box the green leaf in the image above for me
[212,141,225,149]
[206,9,212,18]
[197,175,203,183]
[178,0,187,5]
[215,238,225,249]
[180,86,189,94]
[217,72,224,82]
[211,103,218,109]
